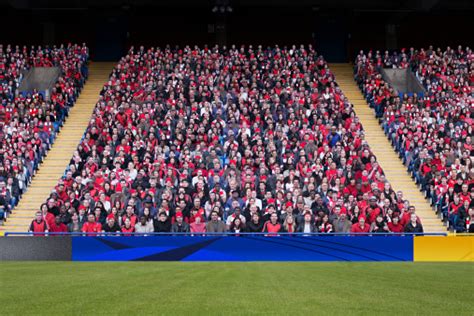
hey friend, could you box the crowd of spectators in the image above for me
[0,43,89,222]
[30,44,426,236]
[355,45,474,233]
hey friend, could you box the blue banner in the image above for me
[72,235,414,262]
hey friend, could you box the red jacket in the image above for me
[82,222,102,235]
[365,206,382,223]
[29,220,48,235]
[351,223,370,233]
[263,221,281,235]
[121,226,134,236]
[45,212,55,229]
[387,222,404,233]
[49,222,68,233]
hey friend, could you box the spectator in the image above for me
[171,212,190,233]
[49,215,68,234]
[404,214,424,233]
[351,216,370,233]
[28,211,48,235]
[229,217,245,234]
[81,214,102,236]
[317,214,333,233]
[387,216,404,233]
[246,213,263,233]
[263,213,282,234]
[225,207,246,229]
[67,213,83,232]
[466,208,474,233]
[121,217,135,236]
[102,216,121,233]
[206,211,227,233]
[296,211,317,233]
[333,212,352,233]
[154,212,171,233]
[190,216,206,233]
[282,214,297,233]
[370,214,389,233]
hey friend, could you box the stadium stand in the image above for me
[1,62,114,232]
[329,64,446,233]
[26,44,435,235]
[354,46,473,232]
[0,43,88,223]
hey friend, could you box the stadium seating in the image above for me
[0,43,89,222]
[27,44,432,235]
[354,46,473,232]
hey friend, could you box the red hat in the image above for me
[286,201,293,208]
[165,177,172,183]
[268,198,275,205]
[176,212,183,218]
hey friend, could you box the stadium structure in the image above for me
[0,1,472,315]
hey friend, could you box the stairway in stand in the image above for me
[329,63,446,234]
[0,62,115,233]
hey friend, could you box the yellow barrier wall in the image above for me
[414,236,474,262]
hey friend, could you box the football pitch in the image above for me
[1,262,472,315]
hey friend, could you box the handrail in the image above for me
[3,232,447,237]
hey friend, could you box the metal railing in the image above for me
[3,232,447,237]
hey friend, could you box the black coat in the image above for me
[404,222,424,233]
[246,220,264,233]
[469,223,474,233]
[154,219,171,232]
[103,223,121,233]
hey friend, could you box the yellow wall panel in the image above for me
[414,236,474,262]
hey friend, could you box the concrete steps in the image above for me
[329,63,446,234]
[0,62,115,233]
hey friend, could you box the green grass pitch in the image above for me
[1,262,472,315]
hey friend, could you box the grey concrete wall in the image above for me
[381,68,425,95]
[0,237,71,261]
[18,67,61,99]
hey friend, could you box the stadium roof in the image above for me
[2,0,473,12]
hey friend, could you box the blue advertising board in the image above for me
[72,235,414,262]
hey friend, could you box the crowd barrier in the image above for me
[1,233,472,262]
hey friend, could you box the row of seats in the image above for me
[354,46,473,233]
[0,43,89,222]
[29,44,425,235]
